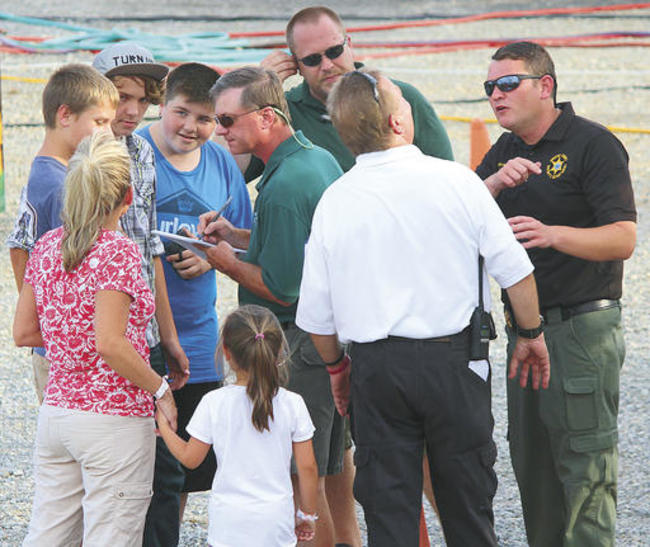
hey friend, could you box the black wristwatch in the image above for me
[516,316,544,339]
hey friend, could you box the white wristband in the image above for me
[154,376,170,400]
[296,508,318,522]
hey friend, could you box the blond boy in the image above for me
[7,64,117,400]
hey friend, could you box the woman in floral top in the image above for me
[13,131,177,546]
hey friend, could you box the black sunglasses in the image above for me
[297,38,347,67]
[483,74,543,97]
[215,105,288,128]
[214,107,261,128]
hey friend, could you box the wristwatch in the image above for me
[516,316,544,339]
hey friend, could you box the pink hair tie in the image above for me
[255,332,265,341]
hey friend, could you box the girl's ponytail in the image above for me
[220,305,288,432]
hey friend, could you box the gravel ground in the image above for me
[1,2,649,545]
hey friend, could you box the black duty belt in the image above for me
[542,299,620,324]
[386,325,471,345]
[387,335,452,343]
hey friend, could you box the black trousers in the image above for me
[349,331,498,547]
[143,344,184,547]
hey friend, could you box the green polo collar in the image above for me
[255,130,313,193]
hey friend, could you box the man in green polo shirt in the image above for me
[244,5,453,183]
[199,66,344,547]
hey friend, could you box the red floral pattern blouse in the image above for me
[24,227,156,417]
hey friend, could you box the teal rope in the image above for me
[0,11,94,32]
[0,12,278,65]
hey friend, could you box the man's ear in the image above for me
[539,74,555,101]
[292,54,302,77]
[259,106,277,129]
[388,113,404,135]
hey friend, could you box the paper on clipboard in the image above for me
[153,230,247,259]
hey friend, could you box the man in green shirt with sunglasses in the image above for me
[248,6,453,178]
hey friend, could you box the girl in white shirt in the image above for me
[157,304,319,546]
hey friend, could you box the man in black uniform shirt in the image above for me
[476,42,636,547]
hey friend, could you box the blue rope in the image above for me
[0,12,277,65]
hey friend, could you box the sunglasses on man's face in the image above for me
[483,74,543,97]
[215,105,288,129]
[297,38,347,67]
[214,107,261,128]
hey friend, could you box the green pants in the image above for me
[506,305,624,547]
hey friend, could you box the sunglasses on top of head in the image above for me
[483,74,544,97]
[296,37,347,67]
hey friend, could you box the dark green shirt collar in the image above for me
[255,130,313,192]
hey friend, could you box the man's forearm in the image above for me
[550,221,636,261]
[310,334,342,364]
[484,173,505,198]
[226,228,251,251]
[225,259,290,307]
[505,273,541,329]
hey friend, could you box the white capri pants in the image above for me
[24,404,156,547]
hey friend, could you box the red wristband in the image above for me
[326,354,350,375]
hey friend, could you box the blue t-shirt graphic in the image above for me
[138,126,253,383]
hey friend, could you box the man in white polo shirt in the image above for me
[296,69,551,547]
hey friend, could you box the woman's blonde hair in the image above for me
[61,131,131,272]
[219,305,289,433]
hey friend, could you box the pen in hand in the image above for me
[199,196,232,240]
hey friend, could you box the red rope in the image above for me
[359,41,650,61]
[229,2,650,39]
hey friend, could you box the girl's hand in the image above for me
[295,518,315,542]
[155,390,177,432]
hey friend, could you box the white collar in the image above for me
[355,144,422,167]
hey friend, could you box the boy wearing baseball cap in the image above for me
[94,43,191,547]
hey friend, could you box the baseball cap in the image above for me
[93,43,169,81]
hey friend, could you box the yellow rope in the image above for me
[1,74,47,84]
[439,115,650,135]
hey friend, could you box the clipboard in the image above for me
[153,230,245,259]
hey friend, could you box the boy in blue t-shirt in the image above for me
[137,63,252,520]
[6,64,118,402]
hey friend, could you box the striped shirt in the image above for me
[121,133,164,347]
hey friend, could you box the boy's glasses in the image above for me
[483,74,543,97]
[296,38,347,67]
